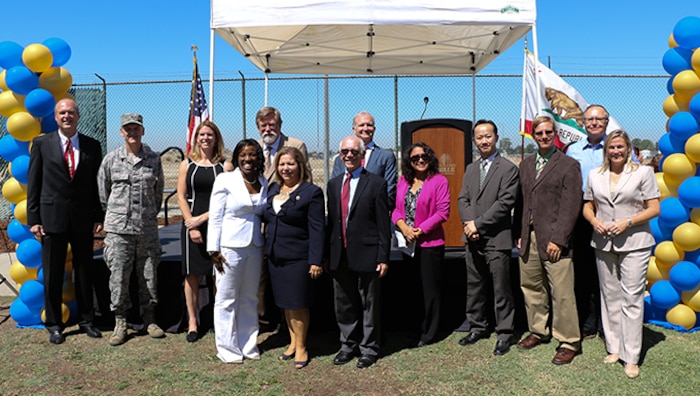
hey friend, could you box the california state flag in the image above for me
[520,49,623,149]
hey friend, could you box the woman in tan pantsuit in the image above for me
[582,129,660,379]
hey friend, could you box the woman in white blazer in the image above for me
[207,139,268,363]
[582,129,660,379]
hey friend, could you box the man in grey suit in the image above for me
[332,111,397,210]
[514,116,582,365]
[457,120,519,356]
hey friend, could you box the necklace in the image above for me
[278,182,301,199]
[243,177,258,185]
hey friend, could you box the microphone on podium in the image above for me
[420,97,429,120]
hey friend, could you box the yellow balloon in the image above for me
[2,177,27,204]
[38,67,73,95]
[41,303,70,324]
[647,257,667,288]
[673,222,700,251]
[52,91,75,102]
[14,199,28,225]
[22,43,53,73]
[0,69,8,91]
[655,240,684,267]
[9,260,38,284]
[655,172,674,200]
[686,134,700,163]
[682,286,700,311]
[693,48,700,74]
[691,208,700,225]
[673,70,700,98]
[669,33,678,48]
[663,95,683,118]
[6,111,41,142]
[0,90,27,118]
[662,153,696,185]
[666,303,697,330]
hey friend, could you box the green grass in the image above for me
[1,296,698,395]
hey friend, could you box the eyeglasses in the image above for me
[410,154,430,163]
[533,130,555,137]
[584,117,609,123]
[340,149,361,156]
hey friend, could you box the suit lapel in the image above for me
[532,150,559,189]
[611,167,633,202]
[349,171,369,217]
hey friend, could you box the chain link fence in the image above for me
[1,74,669,220]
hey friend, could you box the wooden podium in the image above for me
[401,119,472,249]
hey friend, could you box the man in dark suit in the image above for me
[514,116,582,365]
[327,135,391,369]
[27,98,104,344]
[332,111,397,210]
[457,120,519,356]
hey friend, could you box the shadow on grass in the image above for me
[639,326,666,365]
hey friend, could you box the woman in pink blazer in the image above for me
[582,130,660,379]
[392,142,450,346]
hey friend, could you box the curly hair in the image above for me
[401,142,440,183]
[231,139,265,176]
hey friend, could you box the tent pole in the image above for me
[324,75,330,189]
[532,24,541,120]
[264,74,269,106]
[209,28,215,120]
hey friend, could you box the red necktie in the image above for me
[65,139,75,178]
[341,174,351,247]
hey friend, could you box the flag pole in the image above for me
[520,38,528,160]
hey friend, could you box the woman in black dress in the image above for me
[176,121,232,342]
[262,146,324,369]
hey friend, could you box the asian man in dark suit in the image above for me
[457,120,519,356]
[514,116,582,365]
[327,135,391,369]
[27,98,105,344]
[331,111,397,210]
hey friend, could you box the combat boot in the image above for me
[109,316,127,346]
[143,309,165,339]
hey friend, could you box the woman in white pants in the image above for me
[582,129,660,379]
[208,139,268,363]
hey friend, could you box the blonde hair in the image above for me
[272,146,310,184]
[189,120,226,163]
[600,129,639,173]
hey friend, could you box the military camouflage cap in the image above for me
[120,113,144,127]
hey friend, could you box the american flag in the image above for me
[187,55,209,155]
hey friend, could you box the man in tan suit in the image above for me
[514,116,582,365]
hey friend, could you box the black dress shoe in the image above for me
[333,351,356,365]
[356,355,377,369]
[458,332,482,346]
[80,324,102,338]
[493,340,511,356]
[49,330,65,345]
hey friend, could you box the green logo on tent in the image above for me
[501,5,520,14]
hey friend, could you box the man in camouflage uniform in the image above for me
[97,113,165,346]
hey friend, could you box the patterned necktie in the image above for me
[536,156,546,179]
[341,174,351,247]
[479,160,488,189]
[65,139,75,178]
[264,146,272,170]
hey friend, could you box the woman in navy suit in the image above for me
[262,146,325,369]
[583,129,660,379]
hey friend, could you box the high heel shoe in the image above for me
[294,359,310,369]
[603,354,619,364]
[186,331,198,343]
[278,352,295,361]
[624,364,639,379]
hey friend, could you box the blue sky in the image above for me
[2,1,699,150]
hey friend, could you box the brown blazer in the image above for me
[258,134,311,181]
[514,149,582,260]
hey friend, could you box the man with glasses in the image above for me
[566,104,609,342]
[327,135,391,369]
[332,111,397,210]
[514,116,582,365]
[457,120,519,356]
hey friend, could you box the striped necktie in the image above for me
[536,156,546,179]
[479,160,488,189]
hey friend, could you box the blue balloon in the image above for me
[5,65,39,95]
[643,295,667,322]
[24,88,56,118]
[10,154,30,185]
[659,197,690,229]
[673,16,700,49]
[669,260,700,291]
[662,47,693,76]
[650,217,673,244]
[42,38,71,67]
[9,299,42,326]
[7,219,33,244]
[667,77,675,95]
[650,280,681,310]
[685,247,700,266]
[678,177,700,208]
[40,115,58,133]
[19,279,45,310]
[0,135,30,162]
[16,239,42,269]
[668,112,699,142]
[0,41,24,69]
[658,133,686,156]
[690,92,700,121]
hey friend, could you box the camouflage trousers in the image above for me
[104,232,162,315]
